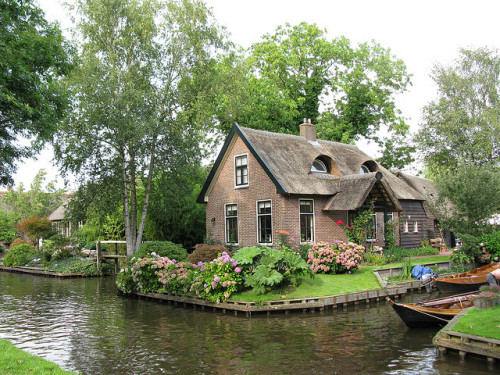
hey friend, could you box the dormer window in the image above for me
[235,154,248,187]
[360,165,370,174]
[311,158,328,174]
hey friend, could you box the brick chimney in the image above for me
[299,118,316,141]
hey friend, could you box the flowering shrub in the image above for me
[307,241,365,274]
[190,252,244,303]
[116,252,244,303]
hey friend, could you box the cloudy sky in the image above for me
[12,0,500,189]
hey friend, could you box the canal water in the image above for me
[0,272,497,374]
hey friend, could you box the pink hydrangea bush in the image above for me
[307,241,365,274]
[190,252,244,303]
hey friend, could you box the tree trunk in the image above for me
[135,136,157,252]
[121,149,135,256]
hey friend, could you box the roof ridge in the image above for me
[239,126,359,150]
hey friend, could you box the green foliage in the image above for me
[384,218,399,250]
[135,241,188,261]
[146,164,207,250]
[216,23,413,170]
[459,231,500,264]
[338,204,375,245]
[429,164,500,236]
[45,256,112,276]
[1,170,65,222]
[186,243,228,264]
[0,0,75,185]
[2,244,36,267]
[232,246,311,294]
[450,250,473,272]
[0,210,17,243]
[41,235,72,262]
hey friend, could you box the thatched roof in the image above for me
[48,203,66,221]
[198,124,426,211]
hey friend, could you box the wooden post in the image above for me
[96,241,102,274]
[114,242,119,274]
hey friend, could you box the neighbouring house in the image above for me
[48,196,82,237]
[197,121,452,250]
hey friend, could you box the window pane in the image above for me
[258,201,271,214]
[258,215,272,243]
[300,200,313,213]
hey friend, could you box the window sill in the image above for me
[234,185,249,190]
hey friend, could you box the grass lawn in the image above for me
[451,305,500,340]
[0,339,74,375]
[375,255,451,269]
[231,255,451,303]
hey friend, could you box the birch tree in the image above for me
[54,0,228,255]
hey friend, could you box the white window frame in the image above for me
[404,221,409,233]
[256,200,273,245]
[299,199,315,244]
[413,221,419,233]
[234,154,249,188]
[224,203,239,245]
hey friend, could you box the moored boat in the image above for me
[388,291,478,328]
[434,263,500,293]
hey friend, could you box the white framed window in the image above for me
[404,221,409,233]
[257,200,272,244]
[234,154,248,188]
[299,199,314,243]
[413,221,419,232]
[225,204,238,244]
[311,158,328,173]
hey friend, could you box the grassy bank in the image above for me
[231,255,451,303]
[0,339,74,375]
[451,305,500,340]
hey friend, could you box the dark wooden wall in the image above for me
[399,200,428,249]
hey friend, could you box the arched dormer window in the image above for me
[360,160,378,175]
[360,165,370,174]
[311,158,328,174]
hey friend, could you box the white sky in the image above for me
[10,0,500,190]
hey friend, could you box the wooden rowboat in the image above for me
[434,263,500,293]
[388,291,478,328]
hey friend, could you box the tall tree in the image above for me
[0,0,75,185]
[215,23,413,169]
[416,48,500,170]
[416,48,500,235]
[54,0,229,255]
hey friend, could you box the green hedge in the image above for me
[135,241,188,261]
[2,244,36,267]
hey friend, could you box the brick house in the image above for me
[197,121,451,249]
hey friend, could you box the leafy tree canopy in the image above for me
[0,0,75,185]
[215,23,414,169]
[416,47,500,171]
[429,164,500,236]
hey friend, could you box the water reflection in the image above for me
[0,272,497,374]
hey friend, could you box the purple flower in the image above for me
[203,283,207,288]
[214,275,220,282]
[234,267,241,273]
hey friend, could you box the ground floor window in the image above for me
[257,200,272,244]
[300,199,314,243]
[225,204,238,244]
